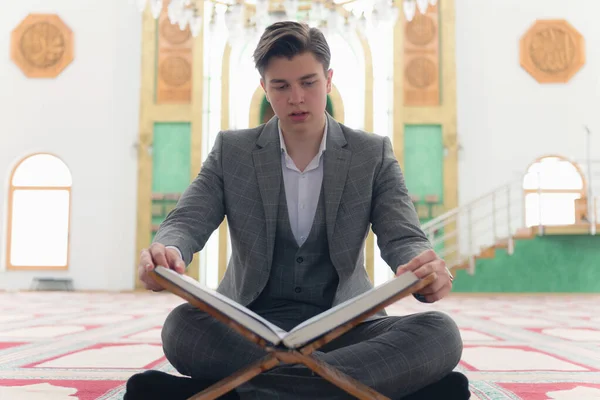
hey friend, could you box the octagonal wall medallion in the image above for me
[520,19,585,84]
[11,14,74,78]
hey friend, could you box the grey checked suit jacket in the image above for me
[153,113,432,308]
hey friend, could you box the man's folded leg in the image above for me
[317,310,466,399]
[124,302,269,399]
[237,311,468,399]
[160,303,270,381]
[125,304,468,400]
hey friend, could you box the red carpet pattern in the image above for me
[387,295,600,400]
[0,291,599,399]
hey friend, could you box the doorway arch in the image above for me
[248,84,345,127]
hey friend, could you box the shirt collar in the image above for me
[278,116,328,156]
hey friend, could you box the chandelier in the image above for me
[136,0,438,38]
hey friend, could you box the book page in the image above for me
[282,272,420,349]
[154,267,287,345]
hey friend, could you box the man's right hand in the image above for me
[138,243,186,292]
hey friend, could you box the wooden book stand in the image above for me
[150,271,436,400]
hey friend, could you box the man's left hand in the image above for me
[395,249,454,303]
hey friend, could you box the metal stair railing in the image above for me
[421,178,525,275]
[422,158,599,275]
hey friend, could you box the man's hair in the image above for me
[253,21,331,78]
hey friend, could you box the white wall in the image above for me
[0,0,141,290]
[455,0,600,205]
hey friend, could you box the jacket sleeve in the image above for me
[152,132,226,266]
[370,136,433,273]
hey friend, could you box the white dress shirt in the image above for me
[278,119,328,247]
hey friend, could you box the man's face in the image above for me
[261,52,333,135]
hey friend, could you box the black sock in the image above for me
[124,370,240,400]
[402,371,470,400]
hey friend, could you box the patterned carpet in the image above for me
[0,291,599,399]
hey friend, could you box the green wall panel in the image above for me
[452,235,600,293]
[403,124,444,204]
[404,124,444,254]
[151,122,191,237]
[152,122,191,193]
[259,95,334,125]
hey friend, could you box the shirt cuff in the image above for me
[165,246,183,261]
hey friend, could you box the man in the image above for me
[125,21,469,400]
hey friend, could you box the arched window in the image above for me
[523,155,586,227]
[6,153,72,270]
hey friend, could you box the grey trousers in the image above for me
[161,304,463,399]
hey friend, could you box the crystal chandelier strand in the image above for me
[284,0,299,20]
[190,14,203,36]
[402,0,416,21]
[138,0,148,12]
[136,0,434,36]
[416,0,428,14]
[149,0,163,18]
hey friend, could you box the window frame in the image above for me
[523,154,587,227]
[6,153,72,271]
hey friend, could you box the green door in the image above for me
[151,122,191,240]
[259,95,334,124]
[404,124,444,253]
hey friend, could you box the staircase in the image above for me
[421,178,523,275]
[421,161,600,275]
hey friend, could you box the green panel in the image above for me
[259,96,270,124]
[151,122,191,238]
[404,124,444,233]
[404,124,444,254]
[452,235,600,292]
[403,124,444,203]
[259,95,334,124]
[152,122,191,193]
[326,96,333,116]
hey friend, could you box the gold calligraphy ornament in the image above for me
[520,20,585,84]
[11,14,74,79]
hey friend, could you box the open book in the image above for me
[152,266,422,349]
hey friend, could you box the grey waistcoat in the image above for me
[248,183,339,331]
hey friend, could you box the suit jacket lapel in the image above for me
[252,117,282,269]
[323,114,351,245]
